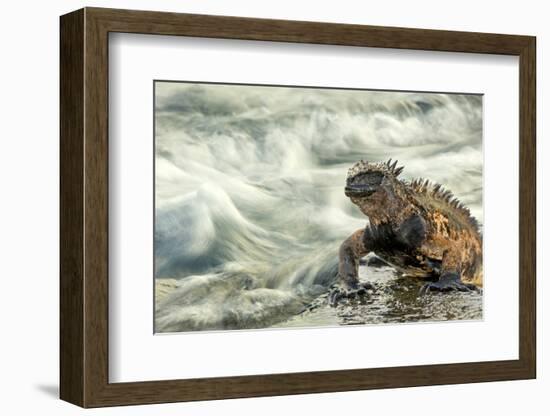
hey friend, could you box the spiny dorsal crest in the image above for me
[410,178,479,229]
[411,178,455,201]
[346,158,404,182]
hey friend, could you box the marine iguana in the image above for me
[330,159,482,306]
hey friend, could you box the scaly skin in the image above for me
[331,159,482,305]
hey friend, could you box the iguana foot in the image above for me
[329,282,374,307]
[420,272,478,295]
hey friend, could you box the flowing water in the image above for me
[154,82,483,333]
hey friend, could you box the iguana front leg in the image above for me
[420,245,478,294]
[329,229,374,306]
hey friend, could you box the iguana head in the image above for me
[345,159,409,224]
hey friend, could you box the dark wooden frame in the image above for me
[60,7,536,408]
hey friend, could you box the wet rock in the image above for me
[275,265,483,328]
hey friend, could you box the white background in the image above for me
[110,34,519,382]
[0,0,546,414]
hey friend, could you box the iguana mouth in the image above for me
[344,184,377,198]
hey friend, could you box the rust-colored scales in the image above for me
[423,209,483,286]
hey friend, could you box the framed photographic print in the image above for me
[60,7,536,408]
